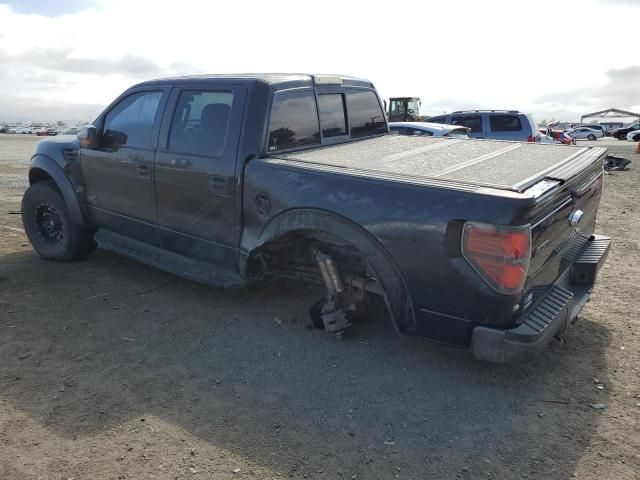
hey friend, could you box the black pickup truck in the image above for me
[21,74,610,363]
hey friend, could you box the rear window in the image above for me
[268,91,320,151]
[451,114,483,133]
[347,90,387,138]
[318,94,347,138]
[489,114,523,132]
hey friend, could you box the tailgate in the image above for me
[523,146,607,300]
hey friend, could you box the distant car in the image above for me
[389,122,470,138]
[566,127,603,141]
[425,110,540,142]
[0,126,7,133]
[611,122,640,140]
[626,129,640,142]
[59,127,81,135]
[7,127,30,134]
[36,128,58,136]
[575,124,607,136]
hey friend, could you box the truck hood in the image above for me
[275,136,607,193]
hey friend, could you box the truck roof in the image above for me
[273,136,607,193]
[133,73,374,92]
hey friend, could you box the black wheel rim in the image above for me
[35,203,65,244]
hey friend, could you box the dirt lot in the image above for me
[1,133,638,479]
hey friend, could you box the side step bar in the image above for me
[95,229,245,288]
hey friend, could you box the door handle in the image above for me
[168,158,191,169]
[137,164,151,178]
[209,175,229,196]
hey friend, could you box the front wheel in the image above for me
[21,181,95,261]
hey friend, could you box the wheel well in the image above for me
[246,229,368,282]
[243,209,416,334]
[29,168,53,185]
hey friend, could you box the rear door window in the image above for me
[489,114,523,132]
[347,90,387,138]
[268,91,320,151]
[168,90,234,157]
[318,93,347,138]
[451,114,483,133]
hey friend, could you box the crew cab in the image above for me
[21,74,610,363]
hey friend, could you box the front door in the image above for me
[81,87,169,238]
[154,85,247,269]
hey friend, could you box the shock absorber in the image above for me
[312,249,352,334]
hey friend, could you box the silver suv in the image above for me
[426,110,540,142]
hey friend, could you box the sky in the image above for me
[0,0,639,124]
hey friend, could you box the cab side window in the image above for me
[102,91,162,149]
[168,90,234,157]
[347,90,387,138]
[268,90,320,151]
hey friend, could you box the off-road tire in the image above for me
[21,180,96,261]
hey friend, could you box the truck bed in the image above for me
[275,136,607,192]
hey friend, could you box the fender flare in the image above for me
[244,208,416,334]
[29,154,86,225]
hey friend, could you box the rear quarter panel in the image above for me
[242,158,535,343]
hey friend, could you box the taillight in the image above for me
[461,222,531,294]
[527,135,535,142]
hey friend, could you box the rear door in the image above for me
[154,84,247,269]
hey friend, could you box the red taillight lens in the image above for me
[461,222,531,293]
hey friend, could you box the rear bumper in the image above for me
[471,234,610,364]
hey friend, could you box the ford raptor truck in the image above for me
[20,74,610,363]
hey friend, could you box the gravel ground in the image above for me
[0,134,638,479]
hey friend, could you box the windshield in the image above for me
[407,99,420,116]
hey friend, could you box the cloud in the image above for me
[595,0,640,5]
[0,48,163,76]
[0,96,104,124]
[532,66,640,119]
[0,0,97,16]
[0,0,638,123]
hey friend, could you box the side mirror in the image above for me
[78,125,98,149]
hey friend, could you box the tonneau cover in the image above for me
[275,136,607,192]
